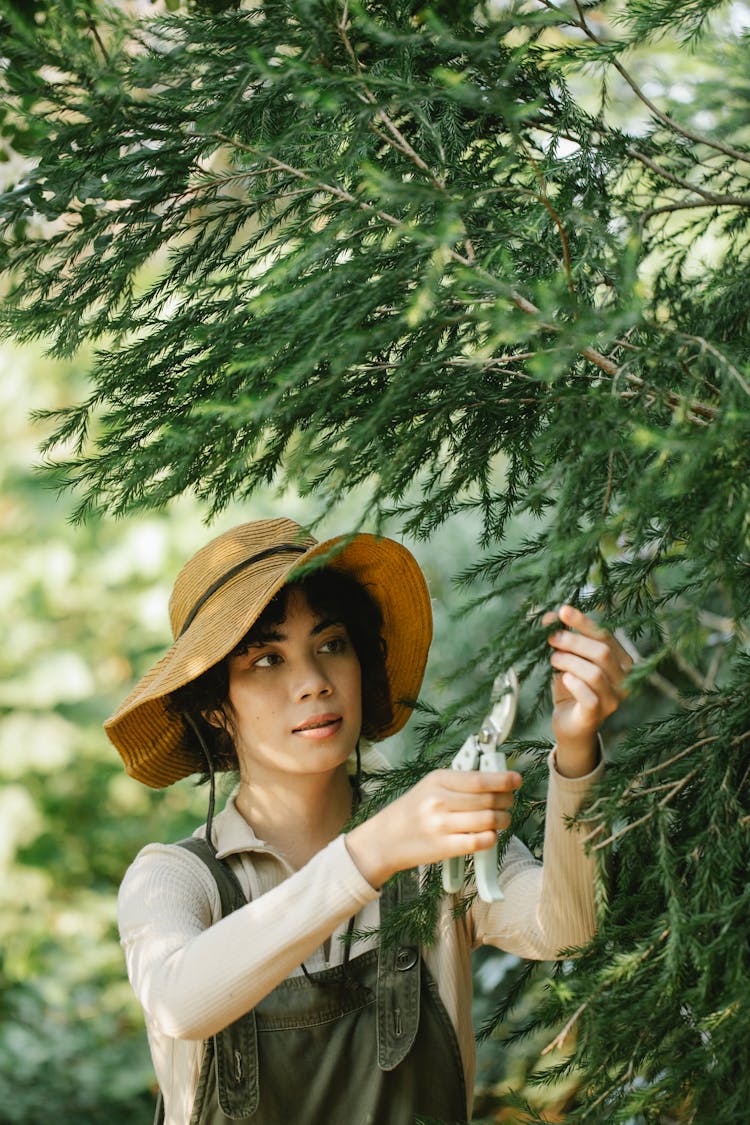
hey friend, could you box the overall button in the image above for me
[395,946,418,971]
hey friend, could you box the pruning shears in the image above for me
[441,668,519,903]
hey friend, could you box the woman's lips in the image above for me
[292,715,343,739]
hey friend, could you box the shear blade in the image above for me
[485,668,519,745]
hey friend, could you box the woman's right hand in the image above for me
[344,767,521,890]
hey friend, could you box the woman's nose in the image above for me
[294,658,333,700]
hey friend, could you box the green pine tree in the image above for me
[1,1,749,1120]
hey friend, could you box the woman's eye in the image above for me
[253,652,281,668]
[321,636,347,654]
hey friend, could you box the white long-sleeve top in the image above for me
[118,750,603,1124]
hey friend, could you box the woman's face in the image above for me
[225,586,363,786]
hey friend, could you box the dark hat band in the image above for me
[178,544,307,638]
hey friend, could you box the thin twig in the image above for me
[351,353,538,370]
[633,736,719,784]
[522,144,576,300]
[591,769,698,851]
[704,647,722,692]
[580,821,606,844]
[679,334,750,399]
[615,72,750,169]
[642,199,750,221]
[541,928,670,1058]
[612,334,640,354]
[212,133,409,237]
[626,148,750,209]
[601,448,615,517]
[540,0,750,168]
[614,630,686,706]
[659,615,711,692]
[87,17,110,63]
[542,1003,587,1055]
[673,652,711,692]
[336,8,446,191]
[638,777,698,797]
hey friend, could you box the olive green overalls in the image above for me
[167,837,468,1125]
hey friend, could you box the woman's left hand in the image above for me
[542,604,632,778]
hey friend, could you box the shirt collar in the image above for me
[204,789,271,860]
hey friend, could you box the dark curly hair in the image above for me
[167,568,392,774]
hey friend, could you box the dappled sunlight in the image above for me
[0,785,43,869]
[0,712,75,777]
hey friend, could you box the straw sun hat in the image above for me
[105,518,433,788]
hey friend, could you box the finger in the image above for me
[434,768,522,794]
[557,605,632,668]
[444,808,514,835]
[548,630,627,695]
[552,607,632,681]
[466,819,512,847]
[419,798,515,840]
[557,604,611,640]
[436,788,517,813]
[542,606,614,651]
[549,669,574,704]
[439,829,504,859]
[543,605,617,655]
[541,605,595,631]
[559,671,600,716]
[549,650,619,712]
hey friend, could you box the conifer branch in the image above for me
[498,300,718,423]
[545,0,750,168]
[208,131,721,423]
[541,1002,587,1055]
[626,147,750,210]
[542,927,671,1057]
[522,144,576,301]
[211,133,410,236]
[658,613,715,694]
[642,199,750,221]
[217,137,695,414]
[614,630,685,705]
[581,732,736,829]
[614,371,716,423]
[86,17,110,63]
[601,449,615,517]
[336,3,446,193]
[613,59,750,169]
[631,733,745,788]
[678,334,750,399]
[591,768,698,850]
[696,609,739,637]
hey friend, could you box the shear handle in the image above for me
[440,736,506,901]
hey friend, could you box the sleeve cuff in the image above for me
[549,734,606,790]
[336,834,383,899]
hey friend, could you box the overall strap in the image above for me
[176,837,259,1120]
[376,868,422,1071]
[177,836,247,914]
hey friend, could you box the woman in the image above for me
[108,517,629,1125]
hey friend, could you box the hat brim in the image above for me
[104,532,432,787]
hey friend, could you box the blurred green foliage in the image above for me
[0,343,213,1120]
